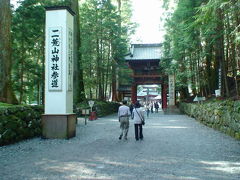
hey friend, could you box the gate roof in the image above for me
[125,43,162,61]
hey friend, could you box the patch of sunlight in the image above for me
[160,174,200,180]
[146,126,188,129]
[37,158,58,164]
[200,161,240,174]
[139,158,178,164]
[109,119,118,122]
[96,157,140,168]
[149,123,165,126]
[42,161,112,178]
[168,120,179,122]
[161,126,188,129]
[95,122,109,125]
[64,173,112,180]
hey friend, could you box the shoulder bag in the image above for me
[135,108,145,125]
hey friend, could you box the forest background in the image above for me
[0,0,240,105]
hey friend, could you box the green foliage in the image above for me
[75,99,120,117]
[0,102,13,107]
[94,100,120,117]
[10,0,83,104]
[11,0,47,104]
[0,105,43,146]
[163,0,240,99]
[162,0,203,98]
[9,0,134,103]
[79,0,134,100]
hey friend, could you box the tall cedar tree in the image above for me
[0,0,18,104]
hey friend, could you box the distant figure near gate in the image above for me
[154,102,159,113]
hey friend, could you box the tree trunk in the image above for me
[189,55,196,95]
[215,8,229,97]
[205,37,213,95]
[71,0,85,104]
[99,37,104,100]
[0,0,18,104]
[104,43,111,99]
[232,0,240,97]
[96,38,101,100]
[111,62,117,101]
[20,52,24,104]
[19,31,25,104]
[179,57,189,100]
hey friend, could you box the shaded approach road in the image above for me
[1,110,240,180]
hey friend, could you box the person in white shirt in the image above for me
[132,101,145,141]
[118,100,131,140]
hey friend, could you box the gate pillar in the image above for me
[162,83,168,109]
[131,84,137,104]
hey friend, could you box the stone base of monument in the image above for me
[41,114,76,139]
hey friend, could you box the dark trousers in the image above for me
[134,124,143,140]
[151,108,153,113]
[147,109,150,117]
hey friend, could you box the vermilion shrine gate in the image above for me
[124,43,169,109]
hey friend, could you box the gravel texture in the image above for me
[0,110,240,180]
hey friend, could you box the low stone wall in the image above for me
[0,105,43,146]
[179,100,240,140]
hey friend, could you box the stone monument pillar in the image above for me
[168,74,176,106]
[42,6,76,139]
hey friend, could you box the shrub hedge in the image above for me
[0,105,43,146]
[75,100,120,117]
[179,100,240,140]
[0,100,119,146]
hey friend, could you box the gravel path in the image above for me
[0,110,240,180]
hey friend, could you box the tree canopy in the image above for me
[1,0,239,105]
[0,0,134,104]
[162,0,240,100]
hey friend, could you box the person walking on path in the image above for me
[150,102,154,113]
[145,103,150,117]
[154,102,159,113]
[118,100,131,140]
[129,102,134,116]
[132,101,145,141]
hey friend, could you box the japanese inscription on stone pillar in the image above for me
[218,68,221,95]
[169,75,175,106]
[67,28,73,91]
[48,27,62,91]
